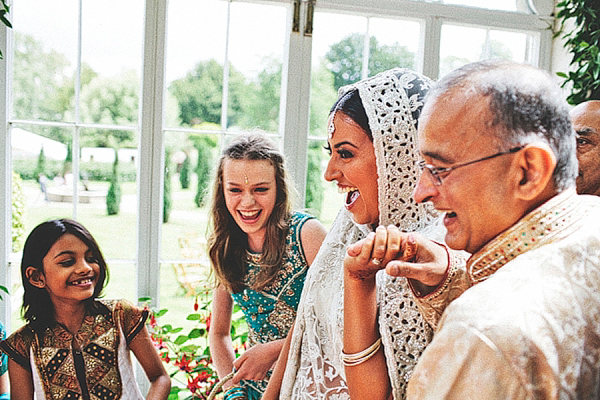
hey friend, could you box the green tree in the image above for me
[12,33,71,125]
[78,70,139,148]
[106,152,121,215]
[164,148,172,223]
[179,153,191,189]
[34,147,47,179]
[237,57,282,132]
[325,33,415,91]
[192,135,216,207]
[169,59,248,128]
[305,142,324,217]
[12,172,25,252]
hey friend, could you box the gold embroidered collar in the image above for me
[467,188,582,285]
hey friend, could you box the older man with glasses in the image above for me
[369,60,600,398]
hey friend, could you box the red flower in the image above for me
[194,296,199,311]
[160,351,170,364]
[205,312,211,332]
[175,354,194,372]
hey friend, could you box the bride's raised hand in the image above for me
[344,225,402,281]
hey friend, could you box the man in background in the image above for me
[570,100,600,196]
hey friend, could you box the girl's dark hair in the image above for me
[208,134,293,293]
[21,219,108,333]
[330,88,372,141]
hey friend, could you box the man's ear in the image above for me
[514,143,557,201]
[25,266,45,289]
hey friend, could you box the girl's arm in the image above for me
[7,358,34,400]
[129,325,171,399]
[299,218,327,266]
[208,285,236,390]
[0,371,8,396]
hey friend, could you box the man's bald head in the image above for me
[571,101,600,196]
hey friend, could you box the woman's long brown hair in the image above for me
[208,134,292,293]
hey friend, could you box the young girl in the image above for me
[0,219,171,400]
[207,134,326,399]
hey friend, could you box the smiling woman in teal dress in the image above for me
[207,134,326,400]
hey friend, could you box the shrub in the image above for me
[164,148,172,223]
[33,147,46,179]
[106,154,121,215]
[179,154,191,189]
[11,171,25,252]
[145,288,248,399]
[194,139,213,208]
[305,142,324,217]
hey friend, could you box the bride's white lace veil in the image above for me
[280,68,443,399]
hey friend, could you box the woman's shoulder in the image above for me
[290,210,315,225]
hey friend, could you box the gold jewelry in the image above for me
[328,111,336,139]
[341,337,382,366]
[246,250,262,264]
[244,175,249,184]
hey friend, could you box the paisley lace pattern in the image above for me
[281,69,442,399]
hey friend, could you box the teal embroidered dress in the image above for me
[231,211,313,398]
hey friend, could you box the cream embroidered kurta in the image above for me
[407,189,600,399]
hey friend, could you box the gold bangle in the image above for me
[341,337,382,366]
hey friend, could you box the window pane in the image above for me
[424,0,532,13]
[165,0,228,129]
[11,0,78,122]
[78,128,139,261]
[227,2,287,133]
[439,24,534,78]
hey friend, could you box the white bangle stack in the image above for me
[341,337,382,367]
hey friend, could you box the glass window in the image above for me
[439,24,535,78]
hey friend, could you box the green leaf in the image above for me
[556,71,568,78]
[188,328,205,338]
[186,313,203,320]
[174,335,189,345]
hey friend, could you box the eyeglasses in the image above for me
[417,145,525,186]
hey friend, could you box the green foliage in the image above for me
[237,57,282,132]
[164,148,172,223]
[193,137,215,208]
[325,33,415,91]
[309,62,338,137]
[14,158,136,182]
[12,172,25,252]
[34,147,47,179]
[179,154,191,190]
[556,0,600,104]
[0,1,11,60]
[169,59,247,128]
[106,153,121,215]
[78,70,139,148]
[305,143,325,217]
[147,289,248,398]
[0,285,8,301]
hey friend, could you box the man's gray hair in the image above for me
[426,60,577,191]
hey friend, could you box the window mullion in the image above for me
[0,16,10,327]
[281,0,312,207]
[138,0,167,309]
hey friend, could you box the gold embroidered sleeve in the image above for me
[412,247,470,330]
[0,325,35,370]
[117,299,149,345]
